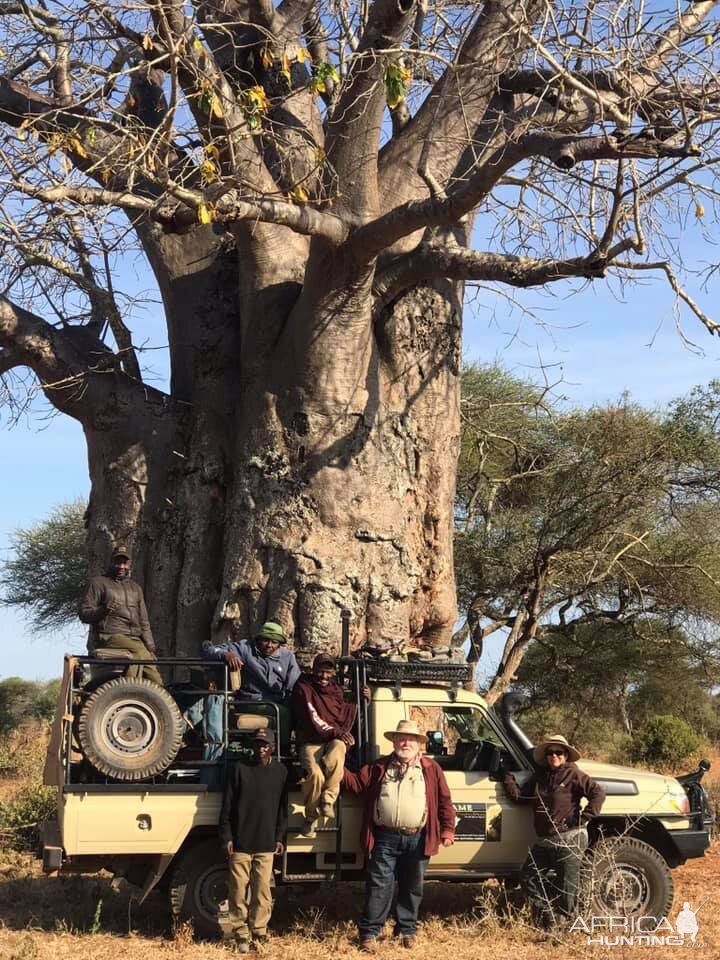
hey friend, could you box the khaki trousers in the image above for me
[299,739,346,818]
[96,633,164,686]
[228,851,275,938]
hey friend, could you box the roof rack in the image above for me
[361,658,473,685]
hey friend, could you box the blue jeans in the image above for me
[359,828,429,941]
[182,693,225,786]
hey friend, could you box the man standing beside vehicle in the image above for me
[291,653,364,836]
[78,545,163,685]
[503,733,605,928]
[220,729,288,953]
[342,720,456,952]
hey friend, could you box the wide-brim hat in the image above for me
[533,734,580,766]
[255,621,286,644]
[384,720,426,743]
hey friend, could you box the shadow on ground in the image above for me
[0,858,517,942]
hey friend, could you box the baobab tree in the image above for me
[1,0,719,656]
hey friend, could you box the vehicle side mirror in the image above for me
[488,746,504,781]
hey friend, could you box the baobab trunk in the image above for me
[82,232,461,657]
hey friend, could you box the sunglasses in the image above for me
[545,748,567,757]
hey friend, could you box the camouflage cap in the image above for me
[111,544,131,560]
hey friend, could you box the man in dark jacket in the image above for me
[78,545,162,685]
[342,720,456,951]
[220,728,288,953]
[503,733,605,926]
[291,652,360,836]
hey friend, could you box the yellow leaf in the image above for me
[297,47,311,64]
[69,137,89,159]
[211,94,224,119]
[142,34,153,51]
[0,48,5,57]
[205,144,220,160]
[705,34,713,47]
[282,53,290,73]
[260,47,274,69]
[102,168,112,185]
[695,202,705,219]
[47,132,64,155]
[247,85,270,112]
[193,38,204,53]
[200,158,218,183]
[313,79,326,94]
[197,202,215,224]
[291,185,309,203]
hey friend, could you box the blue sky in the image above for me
[2,255,719,681]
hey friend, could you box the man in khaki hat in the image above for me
[78,545,163,684]
[343,719,456,951]
[504,733,605,927]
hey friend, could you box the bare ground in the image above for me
[1,732,718,960]
[0,841,718,960]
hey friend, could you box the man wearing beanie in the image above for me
[291,652,362,837]
[220,728,288,952]
[78,544,163,685]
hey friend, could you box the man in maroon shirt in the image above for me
[291,653,360,836]
[342,720,455,951]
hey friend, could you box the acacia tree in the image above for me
[456,368,720,703]
[1,1,719,656]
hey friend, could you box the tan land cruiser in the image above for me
[40,648,714,939]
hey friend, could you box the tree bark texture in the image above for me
[79,228,461,658]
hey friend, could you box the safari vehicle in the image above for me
[40,641,713,939]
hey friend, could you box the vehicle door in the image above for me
[405,701,534,873]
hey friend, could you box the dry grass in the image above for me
[1,731,718,959]
[0,844,718,960]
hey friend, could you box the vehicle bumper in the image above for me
[668,827,711,862]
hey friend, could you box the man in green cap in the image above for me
[203,621,301,704]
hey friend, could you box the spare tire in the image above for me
[78,676,184,780]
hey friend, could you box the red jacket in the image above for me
[342,755,456,857]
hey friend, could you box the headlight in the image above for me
[669,784,690,815]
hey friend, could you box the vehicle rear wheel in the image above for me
[77,676,184,780]
[586,837,674,920]
[168,839,232,940]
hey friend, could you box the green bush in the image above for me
[0,782,56,851]
[628,714,703,767]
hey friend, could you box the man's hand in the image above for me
[341,732,355,747]
[361,686,371,702]
[274,841,284,856]
[441,836,454,847]
[105,600,118,613]
[225,841,234,859]
[224,650,243,671]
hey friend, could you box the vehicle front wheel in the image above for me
[168,839,233,940]
[586,837,674,921]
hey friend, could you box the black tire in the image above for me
[77,676,184,780]
[586,837,674,920]
[168,839,233,940]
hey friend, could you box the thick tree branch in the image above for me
[373,239,638,310]
[352,132,699,261]
[378,0,544,209]
[325,0,416,220]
